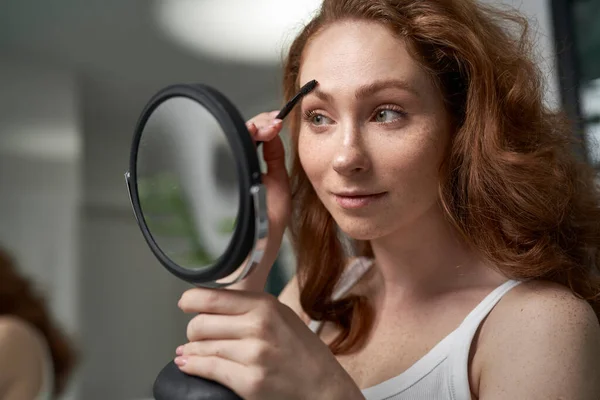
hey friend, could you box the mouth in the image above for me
[331,191,387,209]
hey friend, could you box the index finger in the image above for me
[178,287,267,315]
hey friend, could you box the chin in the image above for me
[336,218,392,241]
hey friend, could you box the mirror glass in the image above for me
[135,96,240,270]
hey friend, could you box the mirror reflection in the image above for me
[136,97,240,270]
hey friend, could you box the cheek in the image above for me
[377,132,445,194]
[392,137,441,174]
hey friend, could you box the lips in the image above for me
[334,192,383,197]
[331,191,387,209]
[332,190,386,197]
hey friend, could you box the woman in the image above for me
[0,248,76,399]
[173,0,600,398]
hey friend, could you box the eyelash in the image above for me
[301,109,322,123]
[301,105,407,126]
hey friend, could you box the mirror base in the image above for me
[153,360,242,400]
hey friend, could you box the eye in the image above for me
[373,108,406,124]
[302,110,333,126]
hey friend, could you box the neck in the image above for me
[367,203,492,302]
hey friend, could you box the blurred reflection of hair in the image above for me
[0,247,77,399]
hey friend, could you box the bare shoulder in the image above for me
[0,316,46,396]
[476,280,600,399]
[0,315,46,353]
[484,279,599,335]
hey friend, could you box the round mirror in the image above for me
[125,84,267,287]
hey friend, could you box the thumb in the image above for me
[262,135,287,179]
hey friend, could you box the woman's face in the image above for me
[298,20,451,240]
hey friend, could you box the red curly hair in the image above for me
[0,247,77,395]
[284,0,600,355]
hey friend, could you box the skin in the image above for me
[176,20,600,399]
[0,316,48,400]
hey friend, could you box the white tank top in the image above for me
[308,257,523,400]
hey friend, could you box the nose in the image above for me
[332,124,371,176]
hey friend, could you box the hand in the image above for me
[174,287,364,400]
[245,111,291,278]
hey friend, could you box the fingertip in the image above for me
[174,356,188,367]
[178,291,191,309]
[268,119,283,132]
[246,121,257,132]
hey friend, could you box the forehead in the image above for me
[299,20,430,92]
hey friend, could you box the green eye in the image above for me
[312,114,327,125]
[375,109,403,123]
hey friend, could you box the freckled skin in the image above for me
[298,21,451,241]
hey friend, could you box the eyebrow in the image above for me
[308,78,419,104]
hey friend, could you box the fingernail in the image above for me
[175,346,183,356]
[174,356,187,367]
[270,119,282,127]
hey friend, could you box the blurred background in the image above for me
[0,0,597,399]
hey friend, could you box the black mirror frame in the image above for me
[125,84,263,285]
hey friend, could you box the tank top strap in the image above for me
[308,257,374,334]
[331,257,374,301]
[457,279,523,335]
[448,279,524,400]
